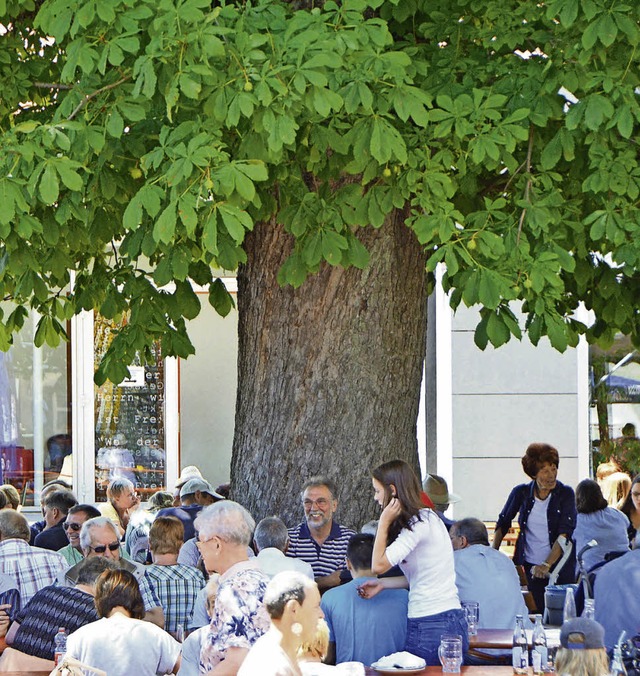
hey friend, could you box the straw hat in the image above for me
[422,474,462,506]
[175,465,203,489]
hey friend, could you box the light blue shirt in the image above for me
[321,576,408,665]
[573,507,629,573]
[594,548,640,649]
[453,544,532,629]
[177,626,209,676]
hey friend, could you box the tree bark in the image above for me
[230,209,428,530]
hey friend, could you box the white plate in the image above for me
[370,668,425,675]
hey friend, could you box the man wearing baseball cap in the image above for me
[172,466,203,506]
[157,478,224,542]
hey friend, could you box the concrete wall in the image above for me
[426,293,589,522]
[178,290,238,487]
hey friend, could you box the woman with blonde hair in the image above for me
[0,485,20,510]
[238,571,324,676]
[99,477,140,538]
[554,617,609,676]
[601,471,632,510]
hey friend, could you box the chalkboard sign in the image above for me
[94,316,166,500]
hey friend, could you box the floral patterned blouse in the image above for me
[200,560,270,672]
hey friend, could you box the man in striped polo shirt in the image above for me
[287,476,355,592]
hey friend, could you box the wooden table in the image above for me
[470,628,560,650]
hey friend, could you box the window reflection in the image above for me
[94,316,166,502]
[0,312,70,506]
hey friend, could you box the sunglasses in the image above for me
[88,542,120,554]
[63,522,81,531]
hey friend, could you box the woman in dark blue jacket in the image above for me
[492,443,577,613]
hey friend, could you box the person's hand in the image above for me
[316,570,342,591]
[127,493,142,515]
[0,603,11,638]
[357,579,384,600]
[379,496,402,526]
[531,564,550,579]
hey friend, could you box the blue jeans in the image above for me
[405,608,469,666]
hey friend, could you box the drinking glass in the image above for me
[438,633,463,673]
[462,601,479,636]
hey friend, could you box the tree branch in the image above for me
[33,82,74,90]
[516,125,534,245]
[68,76,131,121]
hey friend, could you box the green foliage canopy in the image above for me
[1,0,639,383]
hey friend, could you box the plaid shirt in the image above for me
[0,539,67,606]
[145,563,205,633]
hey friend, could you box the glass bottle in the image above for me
[512,614,529,675]
[532,614,548,674]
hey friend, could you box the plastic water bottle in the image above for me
[610,632,628,676]
[532,614,548,674]
[54,627,67,665]
[610,644,627,676]
[563,586,576,622]
[512,614,528,674]
[582,598,595,620]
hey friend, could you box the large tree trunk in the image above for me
[230,210,428,530]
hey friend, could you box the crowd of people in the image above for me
[0,447,634,674]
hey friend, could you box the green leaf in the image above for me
[322,230,348,265]
[597,14,618,47]
[584,95,614,131]
[541,132,562,170]
[581,21,599,50]
[617,106,634,139]
[208,278,235,317]
[153,203,177,244]
[203,211,218,255]
[557,0,579,27]
[218,205,252,244]
[39,165,59,204]
[106,109,124,138]
[180,74,201,99]
[477,270,502,310]
[487,312,510,347]
[140,185,163,218]
[370,118,391,164]
[346,235,370,269]
[55,163,83,191]
[175,281,201,320]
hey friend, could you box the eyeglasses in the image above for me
[303,498,330,509]
[63,522,82,531]
[88,542,120,554]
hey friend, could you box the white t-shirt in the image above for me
[385,509,460,618]
[256,548,315,580]
[523,495,551,565]
[238,631,300,676]
[66,612,181,676]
